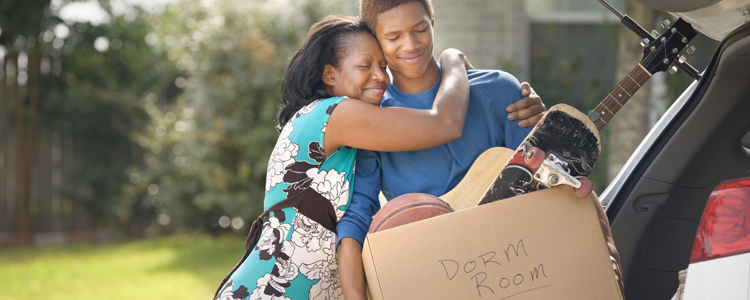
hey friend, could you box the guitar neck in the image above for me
[588,64,652,130]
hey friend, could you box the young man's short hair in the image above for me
[359,0,434,33]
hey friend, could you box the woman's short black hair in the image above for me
[278,15,371,131]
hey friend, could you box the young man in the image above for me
[334,1,552,299]
[336,2,626,298]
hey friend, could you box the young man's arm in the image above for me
[507,82,546,127]
[337,149,383,300]
[338,238,367,299]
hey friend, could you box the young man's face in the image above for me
[373,2,434,80]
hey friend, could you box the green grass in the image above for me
[0,234,246,300]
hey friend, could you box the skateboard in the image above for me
[442,18,698,210]
[478,104,599,205]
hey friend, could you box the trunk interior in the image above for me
[606,23,750,300]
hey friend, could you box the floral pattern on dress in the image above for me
[310,169,350,220]
[288,213,341,300]
[282,142,326,198]
[321,102,337,134]
[255,213,291,261]
[295,99,321,118]
[303,252,342,300]
[221,97,353,300]
[325,103,338,115]
[218,281,251,300]
[290,214,331,254]
[266,123,299,192]
[249,273,293,300]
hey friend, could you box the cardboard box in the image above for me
[362,186,622,300]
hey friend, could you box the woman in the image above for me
[216,15,531,300]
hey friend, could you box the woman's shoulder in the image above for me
[285,96,348,139]
[295,96,348,117]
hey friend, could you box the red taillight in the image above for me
[690,178,750,263]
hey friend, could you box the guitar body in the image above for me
[439,147,515,210]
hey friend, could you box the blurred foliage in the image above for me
[52,11,182,231]
[122,0,346,236]
[1,0,348,236]
[529,23,615,194]
[1,0,180,231]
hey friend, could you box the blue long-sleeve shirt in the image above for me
[336,69,533,246]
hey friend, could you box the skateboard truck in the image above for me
[534,154,581,188]
[525,148,593,198]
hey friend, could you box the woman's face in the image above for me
[324,33,390,106]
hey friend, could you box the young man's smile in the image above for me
[398,49,426,64]
[374,1,440,93]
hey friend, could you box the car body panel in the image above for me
[683,253,750,300]
[637,0,750,40]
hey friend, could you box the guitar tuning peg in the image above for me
[686,45,696,54]
[661,19,671,28]
[641,38,650,47]
[678,55,687,64]
[651,29,659,38]
[669,65,678,74]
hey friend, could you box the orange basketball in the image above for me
[369,193,454,233]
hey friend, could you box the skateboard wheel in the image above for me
[524,147,545,169]
[574,177,593,198]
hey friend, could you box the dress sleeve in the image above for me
[336,149,382,247]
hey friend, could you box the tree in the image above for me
[0,0,181,242]
[0,0,53,242]
[123,0,349,235]
[608,0,657,181]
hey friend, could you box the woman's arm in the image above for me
[324,49,470,156]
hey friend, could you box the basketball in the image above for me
[368,193,454,234]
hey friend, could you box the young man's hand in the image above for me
[507,82,546,127]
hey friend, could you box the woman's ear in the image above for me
[322,64,336,87]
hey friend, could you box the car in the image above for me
[599,0,750,299]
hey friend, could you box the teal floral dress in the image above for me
[216,97,356,300]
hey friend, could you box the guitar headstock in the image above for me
[640,18,698,75]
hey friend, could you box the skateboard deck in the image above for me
[477,104,600,205]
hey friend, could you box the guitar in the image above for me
[441,18,699,211]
